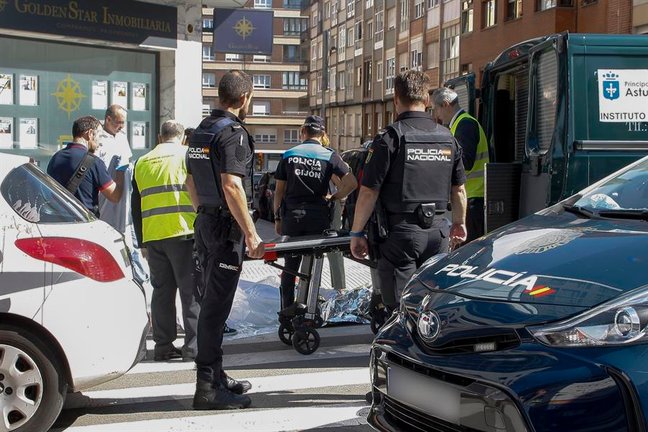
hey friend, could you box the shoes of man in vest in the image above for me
[193,380,252,410]
[221,371,252,394]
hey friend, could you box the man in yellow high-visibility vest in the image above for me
[132,120,200,362]
[432,87,489,243]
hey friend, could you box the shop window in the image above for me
[0,38,156,158]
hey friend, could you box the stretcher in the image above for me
[261,229,366,355]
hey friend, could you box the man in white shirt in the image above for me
[96,104,150,287]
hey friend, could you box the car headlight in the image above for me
[530,287,648,347]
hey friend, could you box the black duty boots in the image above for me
[193,380,252,410]
[221,371,252,395]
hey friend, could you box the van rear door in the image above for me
[444,74,476,117]
[519,38,561,218]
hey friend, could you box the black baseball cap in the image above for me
[302,115,326,131]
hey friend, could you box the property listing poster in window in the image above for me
[19,75,38,106]
[112,81,128,108]
[132,83,147,111]
[19,118,38,148]
[0,73,13,105]
[92,80,108,110]
[0,117,13,148]
[131,121,146,149]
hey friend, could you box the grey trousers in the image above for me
[148,237,200,356]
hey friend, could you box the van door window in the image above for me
[534,50,558,154]
[514,70,529,161]
[492,68,527,163]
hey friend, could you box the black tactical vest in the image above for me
[380,121,455,214]
[187,116,254,207]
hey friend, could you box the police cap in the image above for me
[303,115,326,132]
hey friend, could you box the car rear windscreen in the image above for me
[1,163,94,223]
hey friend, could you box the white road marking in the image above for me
[55,405,368,431]
[130,343,370,375]
[64,368,370,410]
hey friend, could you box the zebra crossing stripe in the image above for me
[54,405,368,431]
[129,343,370,375]
[65,368,370,410]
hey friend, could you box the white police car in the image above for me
[0,153,149,431]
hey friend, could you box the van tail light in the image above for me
[15,237,125,282]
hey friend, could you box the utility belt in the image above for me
[197,205,231,218]
[387,203,446,229]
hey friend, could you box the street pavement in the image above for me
[52,220,375,431]
[53,325,375,431]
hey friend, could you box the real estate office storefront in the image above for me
[0,0,206,166]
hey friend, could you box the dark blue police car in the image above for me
[368,156,648,432]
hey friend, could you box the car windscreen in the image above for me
[572,158,648,211]
[1,163,94,223]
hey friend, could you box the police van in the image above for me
[445,32,648,232]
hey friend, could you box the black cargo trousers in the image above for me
[376,215,450,309]
[279,204,331,310]
[193,210,245,384]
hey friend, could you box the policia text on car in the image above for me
[185,70,264,411]
[350,70,468,311]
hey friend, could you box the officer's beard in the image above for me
[238,106,248,121]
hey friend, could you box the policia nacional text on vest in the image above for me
[450,111,488,199]
[134,144,195,243]
[379,121,455,228]
[186,114,255,240]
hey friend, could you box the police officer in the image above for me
[131,120,200,362]
[350,70,468,311]
[431,87,489,242]
[185,70,264,410]
[273,115,357,315]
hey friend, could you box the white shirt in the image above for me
[96,127,133,234]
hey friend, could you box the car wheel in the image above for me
[0,326,66,432]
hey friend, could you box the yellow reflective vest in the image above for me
[450,112,489,199]
[134,143,196,243]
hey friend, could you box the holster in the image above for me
[415,203,436,229]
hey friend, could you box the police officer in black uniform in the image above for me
[350,70,468,311]
[273,115,357,315]
[185,70,264,410]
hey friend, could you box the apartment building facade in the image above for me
[460,0,633,83]
[307,0,464,152]
[202,1,310,171]
[635,0,648,33]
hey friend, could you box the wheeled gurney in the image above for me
[261,230,359,355]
